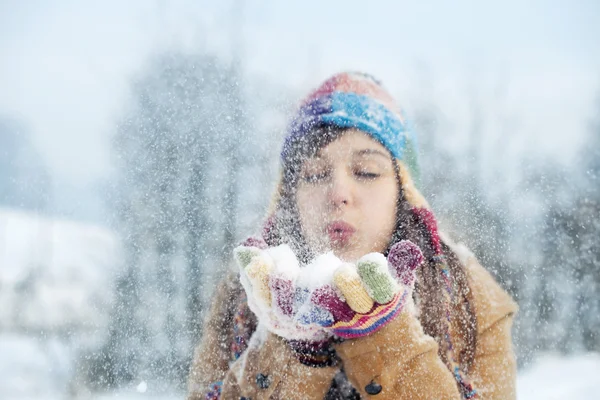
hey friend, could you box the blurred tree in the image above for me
[95,51,255,388]
[537,93,600,353]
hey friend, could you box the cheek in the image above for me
[296,188,325,235]
[364,183,398,242]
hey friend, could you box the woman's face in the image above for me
[295,129,399,262]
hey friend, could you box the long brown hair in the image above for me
[265,125,478,376]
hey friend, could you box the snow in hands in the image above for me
[233,239,424,340]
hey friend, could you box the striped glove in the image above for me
[301,240,424,339]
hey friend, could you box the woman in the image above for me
[187,72,518,399]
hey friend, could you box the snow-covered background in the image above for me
[0,209,120,398]
[1,0,600,398]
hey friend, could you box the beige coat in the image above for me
[187,244,518,399]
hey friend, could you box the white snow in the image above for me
[135,381,147,393]
[356,252,388,268]
[0,208,121,399]
[297,251,343,289]
[517,352,600,399]
[265,244,300,280]
[0,208,120,333]
[0,334,72,399]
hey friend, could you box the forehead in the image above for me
[316,129,391,159]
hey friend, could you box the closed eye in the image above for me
[355,171,380,180]
[302,171,330,183]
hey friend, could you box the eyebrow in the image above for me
[354,148,391,160]
[309,148,391,162]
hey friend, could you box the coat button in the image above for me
[256,373,270,389]
[365,380,382,395]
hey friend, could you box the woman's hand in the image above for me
[233,237,331,342]
[302,240,424,339]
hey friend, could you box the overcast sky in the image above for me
[1,0,599,189]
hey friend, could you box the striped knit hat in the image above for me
[281,71,428,209]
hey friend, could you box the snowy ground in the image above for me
[517,352,600,399]
[0,208,120,333]
[0,209,121,399]
[2,209,600,399]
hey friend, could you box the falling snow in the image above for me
[1,1,600,398]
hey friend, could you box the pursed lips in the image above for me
[325,220,356,245]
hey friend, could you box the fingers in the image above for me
[295,302,334,327]
[330,243,423,313]
[234,243,301,312]
[356,253,399,304]
[266,244,301,316]
[234,245,266,314]
[291,286,335,327]
[245,256,274,306]
[333,264,374,313]
[241,236,268,250]
[233,236,269,270]
[233,245,263,269]
[387,240,424,286]
[269,276,295,316]
[310,284,355,322]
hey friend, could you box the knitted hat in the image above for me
[281,71,428,209]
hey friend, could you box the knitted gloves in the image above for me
[234,238,424,342]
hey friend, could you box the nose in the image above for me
[327,170,353,209]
